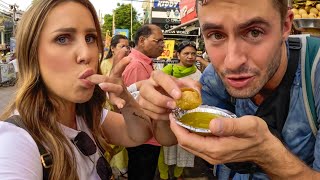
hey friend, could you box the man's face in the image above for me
[198,0,291,98]
[143,27,165,58]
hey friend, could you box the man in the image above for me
[122,24,165,180]
[136,0,320,179]
[123,24,164,86]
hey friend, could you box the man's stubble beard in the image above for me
[219,42,283,99]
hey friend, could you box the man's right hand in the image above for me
[138,70,201,121]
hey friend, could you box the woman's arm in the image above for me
[101,88,152,147]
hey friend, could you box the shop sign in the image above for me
[154,0,180,9]
[114,29,129,38]
[151,7,181,26]
[180,0,197,24]
[159,40,175,59]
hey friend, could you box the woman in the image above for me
[100,34,130,76]
[159,41,202,180]
[0,1,155,179]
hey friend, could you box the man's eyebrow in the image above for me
[201,23,224,31]
[201,17,271,32]
[237,17,271,29]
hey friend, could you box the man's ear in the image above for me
[282,10,294,41]
[139,36,145,47]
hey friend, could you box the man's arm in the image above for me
[132,61,320,178]
[169,114,319,179]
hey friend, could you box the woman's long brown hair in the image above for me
[0,0,112,179]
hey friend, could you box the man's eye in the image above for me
[250,30,261,38]
[214,33,224,40]
[207,32,225,42]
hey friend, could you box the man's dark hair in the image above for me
[197,0,288,23]
[134,25,153,46]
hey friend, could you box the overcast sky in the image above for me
[0,0,143,16]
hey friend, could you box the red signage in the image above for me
[180,0,197,24]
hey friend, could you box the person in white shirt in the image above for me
[0,1,172,179]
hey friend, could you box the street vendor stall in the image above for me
[290,0,320,36]
[0,63,16,86]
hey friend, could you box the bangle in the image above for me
[127,83,138,93]
[131,91,140,100]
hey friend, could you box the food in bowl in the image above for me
[179,112,221,129]
[173,105,237,136]
[175,88,202,110]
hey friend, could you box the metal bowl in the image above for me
[172,105,237,136]
[293,19,320,31]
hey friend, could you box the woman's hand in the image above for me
[87,47,131,108]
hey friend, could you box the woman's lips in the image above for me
[225,76,254,89]
[80,78,95,88]
[79,69,95,88]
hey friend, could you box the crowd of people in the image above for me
[0,0,320,180]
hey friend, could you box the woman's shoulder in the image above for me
[0,121,42,179]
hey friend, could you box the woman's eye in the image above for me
[56,36,69,44]
[86,35,97,43]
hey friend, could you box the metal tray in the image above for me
[293,19,320,30]
[172,105,237,136]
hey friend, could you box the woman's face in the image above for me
[112,39,129,57]
[38,1,99,104]
[178,46,197,67]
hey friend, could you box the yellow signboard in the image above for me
[159,40,175,59]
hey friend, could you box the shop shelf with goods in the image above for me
[289,0,320,36]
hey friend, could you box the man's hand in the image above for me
[169,114,317,179]
[138,70,201,120]
[169,115,272,164]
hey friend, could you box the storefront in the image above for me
[289,0,320,36]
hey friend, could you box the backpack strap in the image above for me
[305,36,320,134]
[290,35,320,136]
[5,115,52,180]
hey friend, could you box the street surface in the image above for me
[0,84,16,115]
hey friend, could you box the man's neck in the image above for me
[134,47,149,58]
[252,43,288,105]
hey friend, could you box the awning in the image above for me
[166,18,199,32]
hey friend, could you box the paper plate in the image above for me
[172,105,237,136]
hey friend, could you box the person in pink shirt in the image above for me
[123,24,164,87]
[122,24,164,180]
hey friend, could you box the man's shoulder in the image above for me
[200,64,223,86]
[124,59,148,70]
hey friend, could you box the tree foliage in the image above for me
[101,3,141,40]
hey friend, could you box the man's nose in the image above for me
[224,40,247,70]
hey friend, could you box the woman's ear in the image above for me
[177,52,181,59]
[111,46,115,54]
